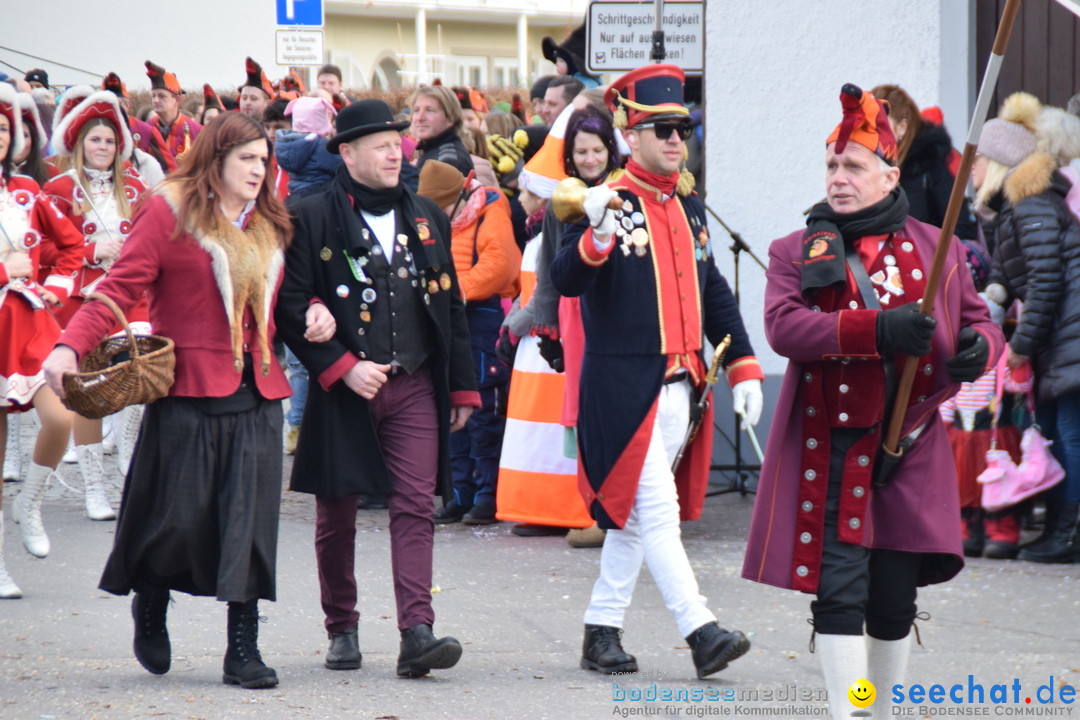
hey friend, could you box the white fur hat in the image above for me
[0,82,25,163]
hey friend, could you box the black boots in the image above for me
[686,621,751,679]
[223,600,278,689]
[396,623,462,677]
[581,624,639,674]
[325,627,362,670]
[1019,503,1080,564]
[132,589,172,675]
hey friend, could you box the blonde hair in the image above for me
[72,117,131,218]
[975,157,1010,210]
[407,85,463,132]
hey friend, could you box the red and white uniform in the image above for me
[43,166,149,327]
[0,174,83,411]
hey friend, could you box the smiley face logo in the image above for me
[848,678,875,709]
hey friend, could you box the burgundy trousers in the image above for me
[315,366,439,633]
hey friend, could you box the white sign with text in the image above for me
[586,1,703,73]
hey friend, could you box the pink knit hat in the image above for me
[285,96,337,137]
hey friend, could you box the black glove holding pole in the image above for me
[946,327,989,382]
[876,302,937,357]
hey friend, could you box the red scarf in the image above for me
[624,158,679,197]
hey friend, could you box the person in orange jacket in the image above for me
[418,160,521,525]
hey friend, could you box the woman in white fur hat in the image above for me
[43,90,151,520]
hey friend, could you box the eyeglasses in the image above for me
[639,122,693,141]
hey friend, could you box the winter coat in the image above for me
[900,124,977,241]
[415,127,475,177]
[274,130,342,199]
[986,152,1080,404]
[275,171,479,500]
[450,187,520,302]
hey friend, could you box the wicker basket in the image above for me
[61,293,176,420]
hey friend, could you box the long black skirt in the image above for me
[99,395,284,602]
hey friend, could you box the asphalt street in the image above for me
[1,449,1078,720]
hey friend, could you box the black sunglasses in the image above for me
[640,122,693,141]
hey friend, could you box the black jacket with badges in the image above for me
[276,168,478,500]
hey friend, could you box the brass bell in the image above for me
[551,177,623,223]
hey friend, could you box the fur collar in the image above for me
[1004,152,1056,205]
[159,185,285,374]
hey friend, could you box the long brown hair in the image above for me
[163,113,292,246]
[870,84,923,168]
[72,117,131,219]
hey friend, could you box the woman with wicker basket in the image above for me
[43,89,150,522]
[43,113,335,688]
[0,83,85,599]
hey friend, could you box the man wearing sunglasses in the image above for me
[551,63,764,680]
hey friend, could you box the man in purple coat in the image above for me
[741,85,1003,720]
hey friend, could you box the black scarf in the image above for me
[801,186,910,296]
[337,164,404,216]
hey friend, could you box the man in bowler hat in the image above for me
[276,99,480,678]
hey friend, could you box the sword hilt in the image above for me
[705,335,732,386]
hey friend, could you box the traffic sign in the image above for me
[276,29,325,66]
[586,0,703,74]
[277,0,323,27]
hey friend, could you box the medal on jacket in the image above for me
[336,284,350,298]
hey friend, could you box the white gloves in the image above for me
[732,378,763,430]
[583,185,618,239]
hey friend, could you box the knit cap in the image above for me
[285,96,337,137]
[978,92,1040,168]
[418,160,465,209]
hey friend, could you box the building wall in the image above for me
[324,16,577,90]
[703,0,973,376]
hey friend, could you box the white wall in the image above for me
[704,0,971,374]
[0,0,289,92]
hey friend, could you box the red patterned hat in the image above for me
[53,90,134,160]
[16,93,48,152]
[102,72,129,99]
[827,83,898,165]
[145,60,182,95]
[240,57,274,98]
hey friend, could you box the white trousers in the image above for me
[583,379,716,638]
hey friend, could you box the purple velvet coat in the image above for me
[742,218,1004,593]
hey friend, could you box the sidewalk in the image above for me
[1,457,1079,720]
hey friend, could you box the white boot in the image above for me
[817,633,870,720]
[867,634,912,717]
[62,435,77,464]
[0,514,23,598]
[101,413,117,455]
[77,443,116,521]
[115,405,144,478]
[3,414,21,481]
[12,462,52,557]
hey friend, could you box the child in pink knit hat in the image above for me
[275,96,342,200]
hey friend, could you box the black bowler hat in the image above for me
[328,99,410,154]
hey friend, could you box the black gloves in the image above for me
[538,336,564,373]
[946,327,989,383]
[495,327,517,366]
[876,303,937,357]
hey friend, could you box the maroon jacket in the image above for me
[742,219,1003,593]
[59,191,290,400]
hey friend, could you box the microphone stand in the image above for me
[704,203,765,496]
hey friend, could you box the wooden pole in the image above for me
[883,0,1022,454]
